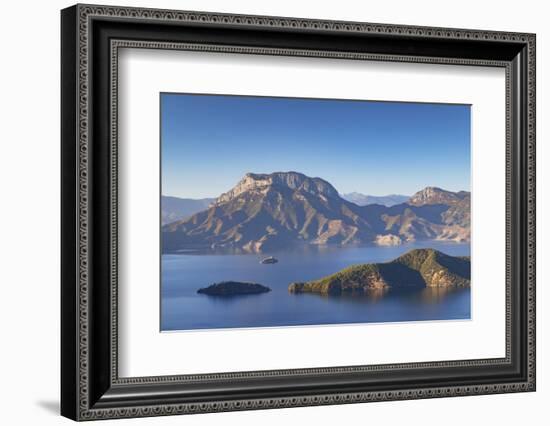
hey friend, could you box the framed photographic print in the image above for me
[61,4,536,421]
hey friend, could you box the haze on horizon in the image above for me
[161,93,471,199]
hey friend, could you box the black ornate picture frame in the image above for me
[61,4,536,421]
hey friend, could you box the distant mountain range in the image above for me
[341,192,409,207]
[161,196,215,225]
[162,171,470,253]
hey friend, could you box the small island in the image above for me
[289,248,470,295]
[197,281,271,296]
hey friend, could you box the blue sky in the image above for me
[161,93,470,199]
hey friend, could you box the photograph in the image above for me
[160,93,472,331]
[56,0,540,420]
[57,3,536,421]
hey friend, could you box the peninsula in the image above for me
[288,248,470,295]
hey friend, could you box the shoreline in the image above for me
[162,240,471,257]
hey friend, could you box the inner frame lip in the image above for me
[109,38,512,386]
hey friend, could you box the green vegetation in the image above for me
[289,248,470,295]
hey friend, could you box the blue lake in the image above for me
[161,242,471,331]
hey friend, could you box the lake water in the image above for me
[161,242,471,331]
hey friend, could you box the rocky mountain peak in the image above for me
[215,171,339,205]
[408,186,467,206]
[162,173,471,253]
